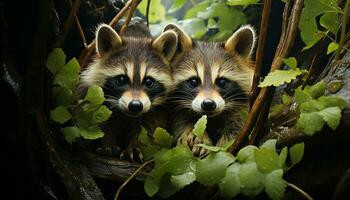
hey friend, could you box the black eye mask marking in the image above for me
[143,77,166,100]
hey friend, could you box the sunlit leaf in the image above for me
[264,169,286,200]
[289,142,304,165]
[50,106,72,124]
[259,69,306,87]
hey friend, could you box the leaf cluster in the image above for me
[294,81,348,136]
[47,48,112,144]
[141,117,304,200]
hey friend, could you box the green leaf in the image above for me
[259,69,306,87]
[327,42,339,55]
[198,3,246,40]
[169,0,187,13]
[297,112,325,136]
[145,146,195,197]
[260,139,277,151]
[289,142,304,165]
[178,19,207,39]
[154,127,173,148]
[294,87,313,105]
[299,0,340,48]
[264,169,286,200]
[318,107,342,130]
[91,105,112,124]
[320,12,339,35]
[299,100,324,112]
[278,147,288,169]
[184,0,211,19]
[219,163,241,199]
[137,0,165,23]
[79,126,104,140]
[254,148,280,173]
[47,48,66,74]
[304,81,326,99]
[195,144,222,152]
[282,57,297,70]
[170,172,196,189]
[84,85,105,105]
[54,58,80,90]
[139,127,151,145]
[227,0,260,6]
[237,145,258,163]
[144,176,159,197]
[239,162,265,196]
[317,96,348,110]
[193,115,207,138]
[196,151,235,185]
[52,86,72,106]
[50,106,72,124]
[61,126,80,144]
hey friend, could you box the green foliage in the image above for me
[142,126,301,200]
[50,106,72,124]
[137,0,251,40]
[295,81,348,136]
[154,128,173,148]
[327,42,339,55]
[289,143,305,165]
[137,0,166,23]
[259,57,307,87]
[192,115,207,138]
[298,0,340,49]
[227,0,260,6]
[47,48,112,144]
[47,48,66,74]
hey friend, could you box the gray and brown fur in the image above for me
[164,24,256,155]
[78,24,178,160]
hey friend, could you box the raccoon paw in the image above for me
[120,137,143,162]
[120,146,143,162]
[96,145,121,157]
[177,131,212,157]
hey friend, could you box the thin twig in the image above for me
[78,0,133,67]
[285,181,314,200]
[75,16,87,48]
[250,0,272,108]
[146,0,151,26]
[120,0,141,35]
[114,159,154,200]
[335,0,350,60]
[302,54,317,89]
[54,0,81,47]
[230,0,304,154]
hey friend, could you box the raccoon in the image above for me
[164,24,256,155]
[79,24,178,160]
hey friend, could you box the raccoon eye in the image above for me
[144,77,154,88]
[116,75,128,86]
[188,77,200,88]
[216,78,228,89]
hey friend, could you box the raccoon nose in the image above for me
[201,99,216,111]
[128,100,143,113]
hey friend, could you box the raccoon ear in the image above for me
[152,30,178,62]
[225,25,256,58]
[163,23,192,53]
[96,24,122,56]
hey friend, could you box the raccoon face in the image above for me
[80,24,178,117]
[167,24,256,117]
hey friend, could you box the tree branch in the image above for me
[78,0,133,68]
[250,0,272,108]
[335,0,350,60]
[230,0,304,154]
[120,0,141,35]
[54,0,81,47]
